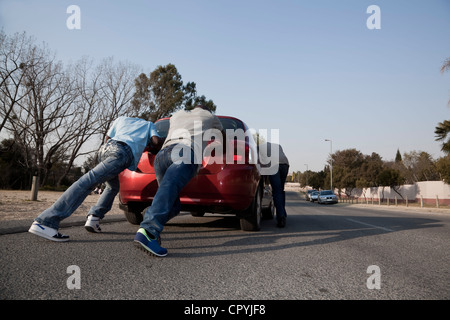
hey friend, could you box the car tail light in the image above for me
[201,138,251,167]
[137,137,253,175]
[229,138,250,164]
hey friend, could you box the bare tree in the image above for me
[1,31,142,193]
[55,57,104,186]
[96,57,141,145]
[0,31,40,133]
[7,40,79,186]
[401,150,440,183]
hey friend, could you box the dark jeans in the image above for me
[269,164,290,221]
[140,144,199,238]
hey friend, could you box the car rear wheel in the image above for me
[191,211,206,217]
[240,186,262,231]
[122,203,144,225]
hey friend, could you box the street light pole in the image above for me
[304,164,308,187]
[325,139,333,191]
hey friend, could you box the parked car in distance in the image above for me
[305,189,317,201]
[310,191,319,202]
[318,190,338,204]
[118,115,273,232]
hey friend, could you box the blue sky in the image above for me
[1,0,449,172]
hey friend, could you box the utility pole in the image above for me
[304,164,308,187]
[325,139,333,191]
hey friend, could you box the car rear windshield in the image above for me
[154,117,245,139]
[155,119,170,138]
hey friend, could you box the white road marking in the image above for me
[346,218,394,232]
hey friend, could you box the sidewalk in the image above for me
[0,190,127,235]
[337,201,450,215]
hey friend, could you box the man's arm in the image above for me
[148,135,163,153]
[151,135,163,148]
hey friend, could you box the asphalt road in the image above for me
[1,191,449,300]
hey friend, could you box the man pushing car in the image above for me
[134,105,224,257]
[29,117,162,241]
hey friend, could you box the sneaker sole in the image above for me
[85,226,101,233]
[133,240,167,257]
[28,228,69,242]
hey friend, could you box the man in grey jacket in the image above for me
[134,105,224,257]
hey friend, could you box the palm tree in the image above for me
[435,58,450,153]
[442,57,450,106]
[435,120,450,153]
[441,57,450,74]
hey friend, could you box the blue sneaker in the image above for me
[134,228,168,257]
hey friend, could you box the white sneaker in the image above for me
[85,215,102,233]
[28,222,70,242]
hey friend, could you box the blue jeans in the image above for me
[269,164,290,221]
[140,144,199,238]
[35,140,133,229]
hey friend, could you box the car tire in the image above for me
[191,211,206,217]
[240,186,262,231]
[123,203,144,225]
[262,199,274,220]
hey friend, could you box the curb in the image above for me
[336,202,450,215]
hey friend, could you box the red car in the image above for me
[118,115,274,231]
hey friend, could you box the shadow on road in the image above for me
[161,192,444,258]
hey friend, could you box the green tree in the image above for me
[185,94,217,112]
[0,139,32,189]
[360,152,384,187]
[376,167,404,200]
[308,170,326,190]
[183,81,217,111]
[330,148,364,195]
[395,149,402,162]
[131,73,152,116]
[131,64,216,122]
[402,150,439,182]
[436,155,450,183]
[131,64,185,121]
[376,168,403,186]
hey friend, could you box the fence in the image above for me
[337,181,450,208]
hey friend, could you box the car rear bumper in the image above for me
[119,164,259,212]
